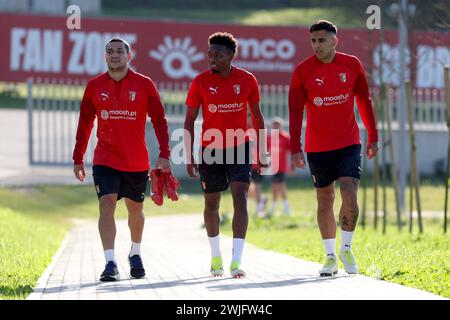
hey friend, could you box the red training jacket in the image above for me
[289,52,378,153]
[73,68,170,171]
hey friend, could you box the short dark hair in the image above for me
[309,20,337,35]
[208,32,238,54]
[106,38,130,53]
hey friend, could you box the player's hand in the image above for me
[291,152,306,169]
[288,163,296,176]
[366,142,378,159]
[258,152,270,169]
[187,163,199,178]
[74,164,85,182]
[156,157,171,172]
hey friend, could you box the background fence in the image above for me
[22,78,448,170]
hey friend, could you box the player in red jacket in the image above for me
[289,20,378,276]
[184,32,268,278]
[73,38,171,282]
[248,112,268,217]
[267,117,293,216]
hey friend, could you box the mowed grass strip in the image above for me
[217,222,449,300]
[219,178,450,298]
[1,178,448,299]
[0,183,203,299]
[240,217,450,298]
[103,7,375,28]
[0,207,66,299]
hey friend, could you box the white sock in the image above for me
[341,230,354,251]
[322,238,336,258]
[283,200,290,212]
[208,235,222,257]
[270,201,277,212]
[129,242,141,257]
[256,200,265,212]
[232,238,245,263]
[104,249,116,263]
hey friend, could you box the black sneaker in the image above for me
[100,261,120,282]
[129,255,146,279]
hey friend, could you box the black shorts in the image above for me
[251,169,264,184]
[198,142,251,193]
[306,144,362,188]
[92,165,149,202]
[271,172,285,183]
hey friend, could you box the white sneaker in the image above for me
[319,255,338,276]
[256,199,266,213]
[256,208,265,218]
[339,248,359,274]
[230,261,246,278]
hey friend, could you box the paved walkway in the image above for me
[1,109,446,300]
[27,214,445,300]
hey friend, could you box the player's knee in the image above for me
[233,190,247,202]
[317,189,334,204]
[99,195,116,212]
[128,208,145,218]
[205,202,220,213]
[340,182,358,201]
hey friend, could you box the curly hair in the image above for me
[208,32,238,54]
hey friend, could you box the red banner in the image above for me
[1,13,449,88]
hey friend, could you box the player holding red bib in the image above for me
[73,38,171,281]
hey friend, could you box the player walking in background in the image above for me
[267,117,293,217]
[248,113,268,217]
[73,38,171,281]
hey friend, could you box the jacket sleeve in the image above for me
[147,80,170,159]
[354,58,378,143]
[72,83,96,165]
[288,66,307,153]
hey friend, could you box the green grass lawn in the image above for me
[102,7,383,29]
[0,207,66,299]
[0,94,26,109]
[219,178,450,298]
[221,215,449,298]
[0,178,449,299]
[0,183,202,299]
